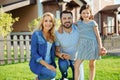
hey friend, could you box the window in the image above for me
[107,17,114,34]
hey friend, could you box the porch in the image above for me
[103,35,120,56]
[100,4,120,37]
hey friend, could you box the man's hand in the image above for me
[57,53,71,60]
[61,53,71,60]
[56,46,71,60]
[57,53,64,59]
[58,25,63,33]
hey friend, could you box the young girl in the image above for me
[74,4,107,80]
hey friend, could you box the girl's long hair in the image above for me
[79,4,94,20]
[38,12,56,43]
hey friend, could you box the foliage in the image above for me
[0,12,19,37]
[28,17,41,32]
[28,17,61,32]
[55,18,61,30]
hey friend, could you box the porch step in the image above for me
[107,49,120,56]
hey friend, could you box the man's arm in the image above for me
[56,46,64,59]
[56,46,71,60]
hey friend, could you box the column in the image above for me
[37,0,43,17]
[115,11,119,36]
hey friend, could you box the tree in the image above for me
[28,17,61,32]
[28,17,41,32]
[0,12,19,37]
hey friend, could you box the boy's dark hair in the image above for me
[60,10,73,18]
[79,4,94,20]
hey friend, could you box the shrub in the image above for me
[0,12,19,37]
[28,17,41,32]
[28,17,61,32]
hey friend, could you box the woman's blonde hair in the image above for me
[38,12,56,43]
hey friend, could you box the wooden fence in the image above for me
[0,32,120,65]
[0,32,31,65]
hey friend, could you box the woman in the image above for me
[29,12,56,80]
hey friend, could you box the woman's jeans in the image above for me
[58,59,84,80]
[38,66,56,80]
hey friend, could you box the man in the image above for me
[55,10,84,80]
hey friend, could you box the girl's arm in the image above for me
[94,26,107,56]
[94,26,102,49]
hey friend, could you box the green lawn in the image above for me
[0,55,120,80]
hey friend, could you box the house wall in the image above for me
[10,0,60,32]
[93,0,114,14]
[42,1,82,22]
[71,7,80,22]
[0,0,22,5]
[1,0,84,32]
[85,0,114,35]
[10,4,38,32]
[101,13,108,36]
[101,12,116,35]
[62,3,81,22]
[43,3,59,16]
[93,0,114,22]
[0,0,38,32]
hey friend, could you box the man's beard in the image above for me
[63,22,72,29]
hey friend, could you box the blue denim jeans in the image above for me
[38,66,56,80]
[58,59,84,80]
[58,59,74,80]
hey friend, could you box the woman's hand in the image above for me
[46,64,56,72]
[40,60,56,72]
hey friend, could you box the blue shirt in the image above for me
[37,41,52,63]
[29,30,56,75]
[55,24,80,60]
[45,42,52,64]
[77,20,98,40]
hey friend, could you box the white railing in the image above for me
[0,32,31,65]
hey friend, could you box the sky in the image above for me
[114,0,120,20]
[114,0,120,4]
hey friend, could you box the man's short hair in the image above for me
[60,10,73,18]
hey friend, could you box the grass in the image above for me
[0,55,120,80]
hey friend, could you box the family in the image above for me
[29,4,107,80]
